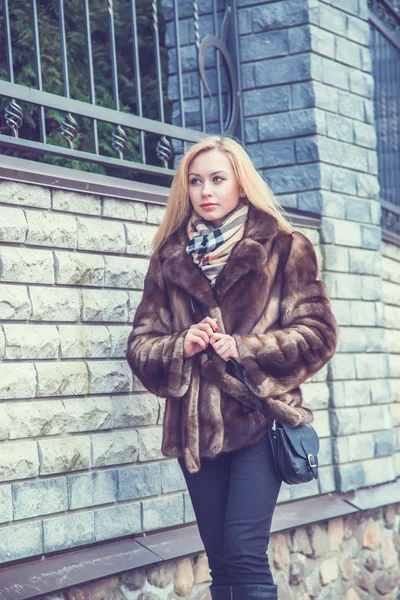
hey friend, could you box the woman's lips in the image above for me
[200,203,218,211]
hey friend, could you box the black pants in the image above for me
[179,434,281,587]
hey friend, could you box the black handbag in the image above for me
[188,295,319,485]
[229,357,319,485]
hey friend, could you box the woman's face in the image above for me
[188,149,241,228]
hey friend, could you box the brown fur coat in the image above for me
[127,207,337,473]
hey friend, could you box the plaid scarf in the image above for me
[186,200,249,286]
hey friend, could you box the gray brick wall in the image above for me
[0,179,328,563]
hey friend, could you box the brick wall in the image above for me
[0,177,334,563]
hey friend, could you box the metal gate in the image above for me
[369,0,400,238]
[0,0,242,182]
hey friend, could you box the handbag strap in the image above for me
[189,295,266,416]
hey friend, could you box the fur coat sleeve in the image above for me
[126,253,193,398]
[234,231,337,399]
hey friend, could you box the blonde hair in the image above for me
[152,135,293,253]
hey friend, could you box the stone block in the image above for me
[52,190,101,215]
[312,81,339,112]
[87,360,132,394]
[137,427,164,462]
[258,108,317,141]
[108,325,131,358]
[0,362,37,400]
[382,255,400,284]
[322,245,349,272]
[335,37,361,69]
[355,354,388,380]
[243,86,290,117]
[125,224,157,257]
[320,57,349,91]
[0,284,31,320]
[26,211,77,249]
[367,149,378,175]
[0,181,50,208]
[7,399,66,439]
[389,355,400,378]
[364,456,396,486]
[320,557,339,584]
[354,121,377,149]
[0,441,39,482]
[3,324,59,359]
[36,361,88,397]
[244,118,258,142]
[265,164,320,195]
[112,394,159,428]
[63,397,113,432]
[346,15,370,46]
[0,205,27,242]
[142,494,184,531]
[146,204,165,225]
[334,462,365,492]
[318,465,336,494]
[297,191,323,213]
[0,247,54,284]
[117,463,161,501]
[330,166,357,195]
[94,503,141,541]
[328,353,357,380]
[301,382,329,410]
[336,328,369,353]
[92,431,138,467]
[356,172,380,199]
[249,140,295,169]
[77,217,125,253]
[13,477,68,520]
[104,256,148,289]
[360,225,381,250]
[0,485,12,524]
[0,522,42,563]
[254,54,311,88]
[348,248,380,276]
[68,470,117,509]
[102,197,147,222]
[39,436,91,475]
[81,289,129,323]
[330,380,371,408]
[330,408,360,436]
[326,113,353,143]
[314,4,347,35]
[161,460,186,493]
[55,251,104,286]
[43,511,94,552]
[241,29,288,61]
[323,272,363,300]
[386,330,400,354]
[361,275,381,301]
[374,430,394,457]
[251,1,308,31]
[30,286,80,321]
[0,327,4,359]
[382,279,400,305]
[313,410,330,438]
[330,300,352,326]
[59,325,111,359]
[349,300,376,326]
[295,137,319,163]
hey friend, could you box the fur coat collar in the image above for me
[127,207,337,473]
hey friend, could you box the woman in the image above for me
[126,136,337,600]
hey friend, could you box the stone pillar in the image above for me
[237,0,396,493]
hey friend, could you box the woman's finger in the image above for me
[190,329,209,346]
[188,333,208,349]
[201,317,219,332]
[197,322,214,337]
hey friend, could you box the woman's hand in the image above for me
[210,332,241,362]
[183,317,218,358]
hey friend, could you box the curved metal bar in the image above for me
[198,34,239,135]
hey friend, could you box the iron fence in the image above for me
[369,0,400,237]
[0,0,242,182]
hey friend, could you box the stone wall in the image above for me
[0,180,195,563]
[0,177,331,563]
[42,503,400,600]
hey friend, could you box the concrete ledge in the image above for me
[0,479,399,600]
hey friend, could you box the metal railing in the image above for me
[0,0,242,181]
[369,0,400,237]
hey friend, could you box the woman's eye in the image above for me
[189,178,201,185]
[213,176,224,182]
